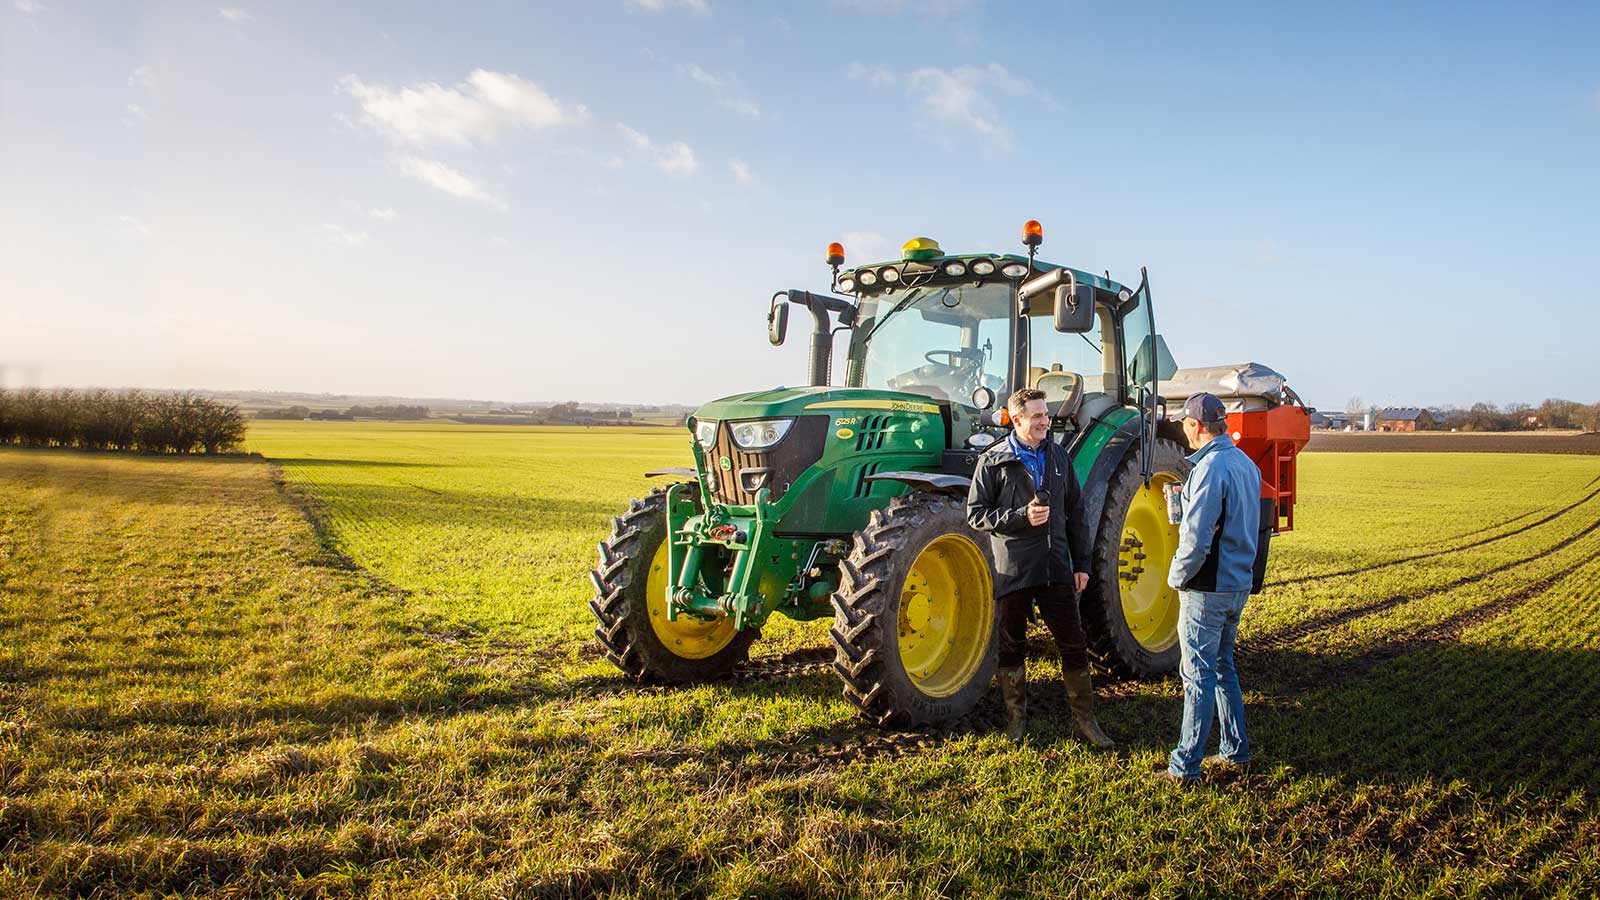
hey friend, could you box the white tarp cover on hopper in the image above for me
[1159,362,1288,411]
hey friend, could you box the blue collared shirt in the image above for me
[1008,433,1048,491]
[1167,434,1262,593]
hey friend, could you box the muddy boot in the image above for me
[1062,668,1116,750]
[998,666,1027,742]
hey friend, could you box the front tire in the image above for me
[1082,437,1193,678]
[830,492,998,727]
[589,485,756,683]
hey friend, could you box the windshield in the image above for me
[845,282,1012,405]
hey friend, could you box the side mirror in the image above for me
[1053,281,1096,333]
[767,298,788,346]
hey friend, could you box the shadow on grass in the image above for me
[285,480,622,533]
[525,637,1600,797]
[267,457,438,469]
[1107,641,1600,795]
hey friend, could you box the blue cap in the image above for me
[1175,392,1227,425]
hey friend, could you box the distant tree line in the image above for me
[0,389,246,453]
[1429,399,1600,433]
[255,403,430,421]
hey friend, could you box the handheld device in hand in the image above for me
[1034,489,1049,507]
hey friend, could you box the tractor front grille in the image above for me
[707,416,829,506]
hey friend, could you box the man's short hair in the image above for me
[1008,388,1046,415]
[1202,419,1229,437]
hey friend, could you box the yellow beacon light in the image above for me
[826,242,845,266]
[901,237,943,261]
[1023,219,1043,247]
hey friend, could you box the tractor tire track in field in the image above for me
[1265,477,1600,588]
[1258,537,1600,696]
[1241,514,1600,655]
[1434,471,1600,544]
[731,647,835,683]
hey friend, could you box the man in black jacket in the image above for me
[966,388,1113,747]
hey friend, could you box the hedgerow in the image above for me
[0,388,245,453]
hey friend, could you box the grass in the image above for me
[1,424,1598,898]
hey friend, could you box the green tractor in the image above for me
[591,222,1254,726]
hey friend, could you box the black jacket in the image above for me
[966,436,1093,598]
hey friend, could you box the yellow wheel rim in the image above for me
[1119,473,1182,652]
[645,538,739,659]
[898,533,994,697]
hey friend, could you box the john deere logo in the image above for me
[836,427,855,440]
[718,456,732,471]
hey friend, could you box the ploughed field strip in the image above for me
[6,436,1599,898]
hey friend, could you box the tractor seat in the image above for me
[1034,370,1084,419]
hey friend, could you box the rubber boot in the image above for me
[998,666,1027,742]
[1062,668,1116,750]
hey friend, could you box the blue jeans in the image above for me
[1168,589,1250,779]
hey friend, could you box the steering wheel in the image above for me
[924,349,982,369]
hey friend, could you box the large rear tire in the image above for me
[1082,438,1193,678]
[830,492,998,727]
[589,486,756,683]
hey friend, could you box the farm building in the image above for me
[1377,407,1436,432]
[1308,410,1351,430]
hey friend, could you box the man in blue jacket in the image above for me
[1162,392,1261,783]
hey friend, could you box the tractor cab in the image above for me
[813,228,1177,456]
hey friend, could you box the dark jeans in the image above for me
[996,582,1088,671]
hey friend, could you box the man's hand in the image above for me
[1025,499,1050,526]
[1074,572,1089,593]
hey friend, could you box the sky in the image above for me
[2,1,1597,410]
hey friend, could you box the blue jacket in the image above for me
[1167,434,1261,593]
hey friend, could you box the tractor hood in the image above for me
[693,386,944,422]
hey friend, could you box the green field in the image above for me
[3,421,1598,898]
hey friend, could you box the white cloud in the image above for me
[218,7,251,22]
[729,158,757,187]
[14,0,44,13]
[841,231,895,263]
[128,65,156,91]
[368,207,398,221]
[396,156,507,209]
[679,63,760,118]
[854,62,1046,150]
[119,215,151,237]
[321,223,370,247]
[123,103,147,124]
[902,63,1045,150]
[339,69,585,146]
[617,124,697,177]
[626,0,709,13]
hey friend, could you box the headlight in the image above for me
[837,274,856,292]
[970,258,996,276]
[943,261,967,277]
[1001,262,1029,278]
[858,270,878,286]
[695,419,718,450]
[880,266,901,283]
[730,418,793,449]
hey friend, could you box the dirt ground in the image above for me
[1307,430,1600,454]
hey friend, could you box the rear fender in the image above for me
[1075,418,1144,553]
[863,471,971,497]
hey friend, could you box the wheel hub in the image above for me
[1117,476,1182,653]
